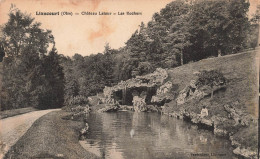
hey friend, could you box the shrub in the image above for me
[66,95,89,107]
[196,70,227,98]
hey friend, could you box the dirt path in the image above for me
[0,109,60,158]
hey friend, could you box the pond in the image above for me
[80,111,238,159]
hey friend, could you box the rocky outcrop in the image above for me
[176,84,209,105]
[133,96,147,112]
[103,68,168,99]
[176,71,227,105]
[151,81,174,105]
[156,81,173,95]
[102,68,170,112]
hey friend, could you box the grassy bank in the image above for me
[4,110,99,159]
[0,107,38,119]
[167,50,258,117]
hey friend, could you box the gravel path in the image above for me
[0,109,60,158]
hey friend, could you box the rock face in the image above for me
[156,81,173,95]
[151,81,174,105]
[102,68,170,111]
[103,68,168,97]
[133,96,147,112]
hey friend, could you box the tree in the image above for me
[39,47,64,109]
[147,0,190,66]
[103,42,112,54]
[0,43,5,62]
[166,14,191,65]
[250,5,260,47]
[0,10,56,110]
[196,70,227,98]
[189,0,250,57]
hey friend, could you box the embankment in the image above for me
[4,110,99,159]
[163,50,258,159]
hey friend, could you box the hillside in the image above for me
[167,49,258,118]
[163,49,259,158]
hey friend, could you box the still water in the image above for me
[80,111,237,159]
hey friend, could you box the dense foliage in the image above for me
[0,0,258,110]
[0,11,64,110]
[196,70,227,98]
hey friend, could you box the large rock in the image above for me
[151,81,173,105]
[133,96,147,112]
[102,68,170,108]
[103,68,168,99]
[151,94,173,105]
[156,81,172,95]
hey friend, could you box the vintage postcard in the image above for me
[0,0,259,159]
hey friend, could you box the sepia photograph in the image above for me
[0,0,259,158]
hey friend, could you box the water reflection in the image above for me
[80,111,237,159]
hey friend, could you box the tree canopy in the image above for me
[0,10,63,110]
[0,0,256,110]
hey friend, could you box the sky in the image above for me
[0,0,259,56]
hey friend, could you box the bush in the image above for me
[66,95,89,107]
[196,70,227,87]
[196,70,227,98]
